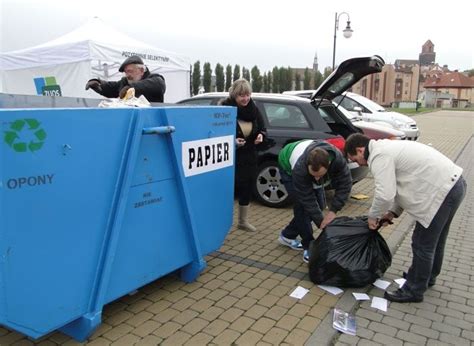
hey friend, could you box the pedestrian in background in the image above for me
[344,133,466,303]
[277,139,352,263]
[220,79,266,231]
[85,55,166,102]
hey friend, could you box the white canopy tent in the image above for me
[0,18,191,102]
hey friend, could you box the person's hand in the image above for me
[320,211,336,229]
[368,217,379,230]
[380,211,395,227]
[236,138,246,147]
[85,79,101,91]
[254,133,263,145]
[119,86,131,99]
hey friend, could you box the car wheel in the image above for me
[254,161,290,208]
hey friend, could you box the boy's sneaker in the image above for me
[278,234,303,250]
[303,250,310,263]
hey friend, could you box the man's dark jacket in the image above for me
[292,141,352,227]
[95,69,166,102]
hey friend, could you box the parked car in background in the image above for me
[334,92,419,140]
[178,56,391,207]
[333,102,406,140]
[178,92,364,207]
[284,90,420,140]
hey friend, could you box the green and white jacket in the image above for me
[278,140,352,227]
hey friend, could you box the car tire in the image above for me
[254,161,291,208]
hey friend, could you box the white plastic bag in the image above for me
[98,88,151,108]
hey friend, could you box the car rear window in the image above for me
[328,72,355,94]
[262,102,310,129]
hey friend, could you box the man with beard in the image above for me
[85,55,166,102]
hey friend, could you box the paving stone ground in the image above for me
[1,110,472,345]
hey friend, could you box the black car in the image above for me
[177,56,385,207]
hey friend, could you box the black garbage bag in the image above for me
[308,216,392,287]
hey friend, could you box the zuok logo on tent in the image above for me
[33,76,62,96]
[182,136,234,177]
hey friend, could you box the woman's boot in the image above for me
[238,205,256,231]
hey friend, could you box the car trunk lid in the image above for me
[310,55,385,102]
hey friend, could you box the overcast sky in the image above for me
[1,0,473,73]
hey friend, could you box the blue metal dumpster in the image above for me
[0,106,236,341]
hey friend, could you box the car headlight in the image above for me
[394,120,409,130]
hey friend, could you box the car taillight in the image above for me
[324,137,345,152]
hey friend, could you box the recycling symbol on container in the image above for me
[4,118,47,152]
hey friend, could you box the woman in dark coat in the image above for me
[221,79,266,231]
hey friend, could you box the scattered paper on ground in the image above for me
[352,292,370,300]
[394,278,406,288]
[373,279,391,290]
[351,193,369,200]
[333,308,357,335]
[290,286,309,299]
[371,297,388,311]
[318,285,344,295]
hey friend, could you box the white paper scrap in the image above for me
[394,278,406,288]
[352,292,370,301]
[373,279,391,290]
[371,297,388,311]
[290,286,309,299]
[318,285,344,295]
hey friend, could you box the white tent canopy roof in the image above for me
[0,17,190,72]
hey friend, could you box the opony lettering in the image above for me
[7,174,55,189]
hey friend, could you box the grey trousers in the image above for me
[405,176,467,297]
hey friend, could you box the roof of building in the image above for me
[424,71,474,88]
[395,66,414,73]
[394,59,419,67]
[423,39,434,47]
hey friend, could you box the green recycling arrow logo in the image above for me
[4,118,47,153]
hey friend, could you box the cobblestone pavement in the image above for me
[0,110,472,345]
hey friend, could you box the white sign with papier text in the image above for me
[182,135,234,177]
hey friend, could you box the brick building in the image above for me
[349,40,473,108]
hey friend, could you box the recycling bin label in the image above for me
[182,135,234,177]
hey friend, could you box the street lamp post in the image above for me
[332,12,353,70]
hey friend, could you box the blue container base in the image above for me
[59,311,102,342]
[180,259,207,283]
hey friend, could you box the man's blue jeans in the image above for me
[280,170,325,250]
[405,176,467,297]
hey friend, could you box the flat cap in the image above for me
[119,55,144,72]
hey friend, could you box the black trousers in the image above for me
[405,176,467,297]
[235,155,256,206]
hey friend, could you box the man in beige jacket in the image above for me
[344,133,466,303]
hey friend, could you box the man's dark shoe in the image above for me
[384,289,423,303]
[402,271,436,287]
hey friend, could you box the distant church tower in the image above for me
[419,40,436,66]
[313,52,319,72]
